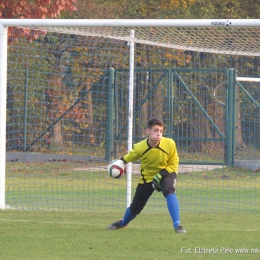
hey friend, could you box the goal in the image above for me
[1,19,260,212]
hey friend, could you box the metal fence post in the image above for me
[23,68,28,152]
[166,68,173,137]
[105,68,115,162]
[225,68,236,166]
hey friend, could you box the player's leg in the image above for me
[160,173,187,233]
[107,183,154,229]
[128,182,154,215]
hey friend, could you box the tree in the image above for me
[2,0,77,150]
[0,0,77,44]
[75,0,197,19]
[190,0,260,19]
[0,0,76,18]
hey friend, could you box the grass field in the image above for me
[2,161,260,259]
[5,161,260,212]
[0,210,260,260]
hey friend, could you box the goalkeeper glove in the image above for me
[152,173,163,192]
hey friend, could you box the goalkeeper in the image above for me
[107,117,186,233]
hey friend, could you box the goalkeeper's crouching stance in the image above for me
[107,118,187,233]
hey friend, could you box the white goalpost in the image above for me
[0,24,8,209]
[1,19,260,211]
[126,29,135,207]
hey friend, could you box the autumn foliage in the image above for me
[0,0,77,44]
[0,0,76,19]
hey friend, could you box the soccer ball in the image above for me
[107,159,126,179]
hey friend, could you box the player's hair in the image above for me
[147,118,165,129]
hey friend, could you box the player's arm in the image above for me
[165,140,179,174]
[121,143,141,163]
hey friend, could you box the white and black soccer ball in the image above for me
[107,159,126,179]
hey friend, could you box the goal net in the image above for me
[37,25,260,56]
[1,19,260,213]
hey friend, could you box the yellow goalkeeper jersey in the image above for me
[123,137,179,184]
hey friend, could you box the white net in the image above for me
[32,26,260,56]
[4,22,260,213]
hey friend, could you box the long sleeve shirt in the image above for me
[122,137,179,184]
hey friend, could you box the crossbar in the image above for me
[237,77,260,82]
[1,19,260,27]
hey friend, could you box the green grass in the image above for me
[5,162,260,212]
[0,210,260,260]
[3,161,260,259]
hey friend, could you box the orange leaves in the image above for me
[0,0,77,45]
[76,0,116,19]
[46,75,89,124]
[163,0,197,9]
[164,49,191,66]
[165,53,176,61]
[38,6,48,15]
[64,105,87,123]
